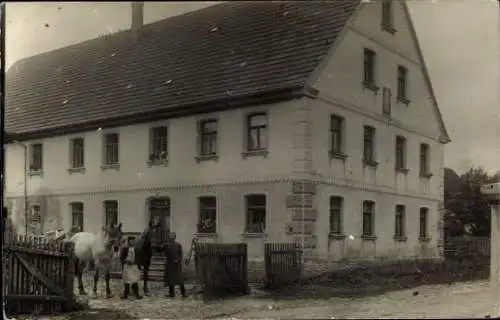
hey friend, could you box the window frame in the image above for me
[245,113,268,154]
[362,200,375,238]
[329,196,343,235]
[363,126,377,165]
[397,65,409,102]
[70,202,84,232]
[419,143,431,176]
[102,132,120,166]
[419,207,429,239]
[363,48,377,88]
[29,143,43,172]
[30,204,41,223]
[103,200,119,227]
[245,194,267,234]
[394,205,406,239]
[149,126,169,163]
[330,115,345,156]
[395,135,407,171]
[197,196,217,234]
[381,0,396,33]
[69,137,85,169]
[198,119,218,157]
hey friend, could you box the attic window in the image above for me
[381,0,396,34]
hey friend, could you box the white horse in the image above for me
[66,223,123,298]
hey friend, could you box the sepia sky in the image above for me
[5,1,500,174]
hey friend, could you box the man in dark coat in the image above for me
[163,233,187,298]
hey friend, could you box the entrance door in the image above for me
[148,197,171,246]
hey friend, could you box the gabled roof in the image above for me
[6,1,361,139]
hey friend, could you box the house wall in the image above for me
[307,0,445,260]
[4,100,302,247]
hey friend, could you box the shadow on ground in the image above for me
[255,256,490,301]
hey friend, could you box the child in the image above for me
[120,236,143,299]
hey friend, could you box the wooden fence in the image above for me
[3,235,78,316]
[444,236,490,259]
[264,242,302,289]
[194,243,249,298]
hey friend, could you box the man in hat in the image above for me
[120,236,143,299]
[163,233,187,298]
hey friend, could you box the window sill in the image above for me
[361,235,377,241]
[241,232,267,239]
[381,24,397,34]
[195,232,218,239]
[67,167,86,174]
[394,236,408,242]
[363,159,379,168]
[397,96,410,105]
[419,236,432,243]
[362,81,380,93]
[419,172,434,179]
[195,154,219,163]
[27,170,43,177]
[101,163,120,171]
[242,149,268,158]
[146,159,168,167]
[395,167,410,174]
[328,233,346,240]
[329,151,348,161]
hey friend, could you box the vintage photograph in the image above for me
[2,1,499,319]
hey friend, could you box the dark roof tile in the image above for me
[5,1,361,135]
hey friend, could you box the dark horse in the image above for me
[135,218,160,295]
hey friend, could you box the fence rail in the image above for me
[3,235,77,316]
[265,242,302,289]
[444,236,490,258]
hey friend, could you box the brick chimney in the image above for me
[131,2,144,31]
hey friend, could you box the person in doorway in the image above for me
[163,233,187,298]
[120,236,143,300]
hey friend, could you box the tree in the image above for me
[444,167,496,237]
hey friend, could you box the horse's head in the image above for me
[102,222,123,252]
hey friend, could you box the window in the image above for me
[330,115,344,154]
[363,126,376,163]
[245,194,266,233]
[198,120,218,156]
[29,143,43,171]
[198,196,217,233]
[246,113,268,152]
[103,133,119,165]
[381,0,394,29]
[362,201,375,237]
[31,205,41,223]
[149,126,168,162]
[420,143,430,175]
[419,207,429,238]
[329,196,343,234]
[71,202,84,232]
[395,205,406,238]
[70,138,85,169]
[397,66,408,101]
[104,200,118,226]
[395,136,407,170]
[363,48,376,85]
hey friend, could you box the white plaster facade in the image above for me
[5,1,448,261]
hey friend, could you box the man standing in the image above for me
[120,236,143,300]
[163,233,187,298]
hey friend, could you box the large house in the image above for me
[4,0,450,263]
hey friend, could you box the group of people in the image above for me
[119,232,187,300]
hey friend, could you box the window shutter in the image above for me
[196,120,202,156]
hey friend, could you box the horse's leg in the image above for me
[143,259,150,296]
[93,264,99,296]
[105,267,112,298]
[76,260,86,295]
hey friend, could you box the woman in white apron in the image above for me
[119,236,143,299]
